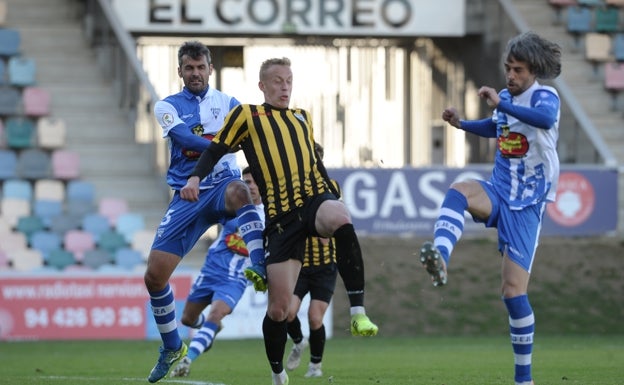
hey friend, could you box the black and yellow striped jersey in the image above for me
[303,236,336,268]
[212,103,331,220]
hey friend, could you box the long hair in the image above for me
[503,32,562,79]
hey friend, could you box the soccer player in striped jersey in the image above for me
[145,41,265,383]
[181,57,378,385]
[420,32,562,385]
[170,167,264,378]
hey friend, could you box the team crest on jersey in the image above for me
[498,131,529,158]
[211,107,221,119]
[294,112,305,122]
[162,113,174,127]
[191,124,204,136]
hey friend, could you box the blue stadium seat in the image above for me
[30,230,63,261]
[46,249,76,270]
[0,86,21,115]
[83,249,113,270]
[594,6,620,33]
[97,230,127,254]
[67,180,96,204]
[114,248,144,270]
[16,215,45,241]
[0,59,6,85]
[49,213,82,236]
[613,33,624,60]
[81,213,111,242]
[2,178,32,200]
[33,199,63,227]
[0,28,21,56]
[567,6,593,48]
[8,56,36,87]
[5,117,35,149]
[115,212,145,243]
[16,148,51,180]
[0,149,18,180]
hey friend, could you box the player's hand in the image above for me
[442,107,461,128]
[180,176,200,202]
[477,86,499,107]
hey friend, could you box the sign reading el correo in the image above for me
[110,0,466,37]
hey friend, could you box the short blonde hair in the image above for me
[259,57,291,80]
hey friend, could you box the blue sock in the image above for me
[504,294,534,385]
[149,284,181,350]
[433,188,467,265]
[188,321,219,361]
[236,204,265,266]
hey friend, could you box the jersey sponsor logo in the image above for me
[162,112,174,127]
[182,125,214,159]
[225,233,249,256]
[497,127,529,158]
[546,172,595,227]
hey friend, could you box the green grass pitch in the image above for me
[1,335,622,385]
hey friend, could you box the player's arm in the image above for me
[459,118,497,138]
[179,141,229,201]
[496,90,559,129]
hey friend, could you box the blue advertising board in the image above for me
[328,165,618,237]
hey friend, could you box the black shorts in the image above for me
[293,264,338,304]
[264,193,335,265]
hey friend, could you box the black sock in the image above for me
[262,314,287,374]
[334,223,365,307]
[309,324,326,364]
[287,316,304,344]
